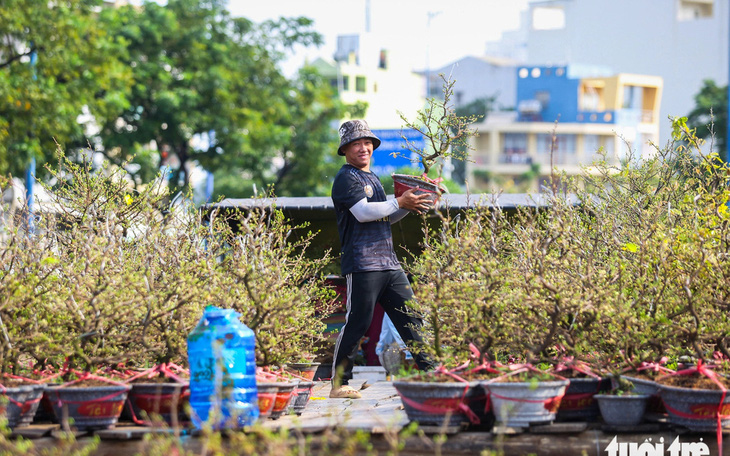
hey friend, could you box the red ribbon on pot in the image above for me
[52,370,129,408]
[396,366,481,425]
[659,360,728,455]
[420,174,444,185]
[125,363,187,384]
[484,364,566,413]
[552,357,601,379]
[634,360,675,375]
[0,383,42,410]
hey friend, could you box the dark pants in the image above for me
[332,270,431,386]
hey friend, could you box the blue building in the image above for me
[467,64,663,192]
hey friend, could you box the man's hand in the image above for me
[396,187,433,214]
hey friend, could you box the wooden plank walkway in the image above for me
[261,379,410,434]
[14,379,730,455]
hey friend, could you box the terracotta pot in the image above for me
[0,383,46,429]
[46,384,131,431]
[269,382,297,420]
[256,382,279,419]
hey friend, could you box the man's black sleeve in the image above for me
[332,171,366,210]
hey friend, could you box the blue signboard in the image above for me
[370,129,425,177]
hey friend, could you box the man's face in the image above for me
[343,138,374,170]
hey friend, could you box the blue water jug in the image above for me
[187,306,259,429]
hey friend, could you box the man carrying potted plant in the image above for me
[329,119,433,399]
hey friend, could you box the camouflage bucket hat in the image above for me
[337,120,381,156]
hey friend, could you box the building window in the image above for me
[580,84,603,111]
[342,75,350,91]
[379,49,388,69]
[500,133,529,164]
[584,135,599,156]
[622,85,644,110]
[356,76,366,92]
[677,0,714,21]
[536,133,576,165]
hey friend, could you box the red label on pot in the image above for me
[134,395,176,413]
[78,401,124,417]
[559,393,595,410]
[258,394,275,411]
[273,392,292,411]
[423,398,461,411]
[689,403,730,417]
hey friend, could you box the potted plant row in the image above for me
[391,111,730,448]
[0,155,335,430]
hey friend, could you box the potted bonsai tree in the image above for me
[391,73,479,206]
[21,154,168,431]
[209,203,338,419]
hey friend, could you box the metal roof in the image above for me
[205,193,571,212]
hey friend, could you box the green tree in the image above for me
[686,79,727,154]
[454,95,497,120]
[269,66,366,197]
[98,0,348,197]
[0,0,131,178]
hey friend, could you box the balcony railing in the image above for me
[499,152,532,164]
[535,153,579,166]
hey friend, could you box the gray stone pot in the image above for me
[595,394,650,426]
[285,363,321,381]
[1,383,46,428]
[623,375,666,416]
[659,382,730,431]
[484,379,569,427]
[46,384,131,431]
[289,381,314,415]
[393,379,477,427]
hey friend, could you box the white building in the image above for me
[311,33,425,130]
[520,0,728,145]
[424,55,520,111]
